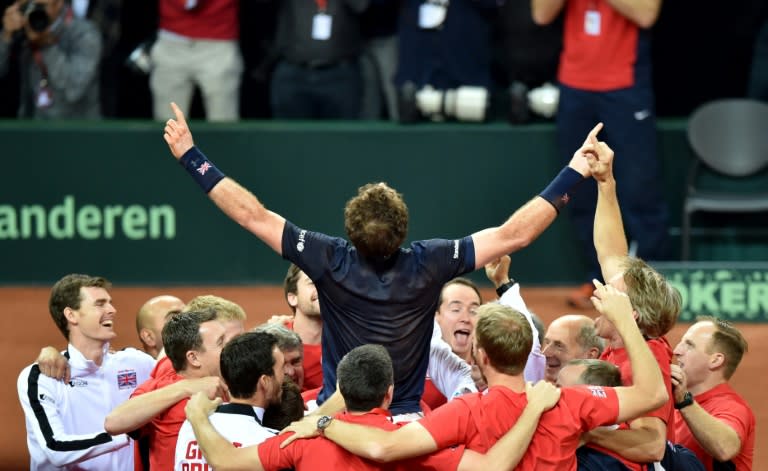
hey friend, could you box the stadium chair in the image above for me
[681,98,768,261]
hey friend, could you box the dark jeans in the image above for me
[270,59,362,119]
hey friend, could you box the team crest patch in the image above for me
[117,370,137,389]
[588,386,607,399]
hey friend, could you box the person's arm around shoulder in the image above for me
[471,124,602,269]
[531,0,567,25]
[457,381,560,471]
[280,412,439,462]
[584,416,667,462]
[605,0,662,29]
[591,282,667,423]
[36,346,71,383]
[588,128,628,283]
[185,392,267,471]
[104,376,226,435]
[163,103,286,254]
[670,364,744,461]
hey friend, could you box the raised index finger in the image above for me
[583,122,603,147]
[169,102,187,126]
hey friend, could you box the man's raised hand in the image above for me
[163,102,195,159]
[568,122,604,177]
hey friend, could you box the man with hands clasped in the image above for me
[671,318,755,471]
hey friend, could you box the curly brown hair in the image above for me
[344,183,409,259]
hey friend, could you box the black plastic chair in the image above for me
[681,98,768,260]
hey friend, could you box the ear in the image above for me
[63,307,78,325]
[709,352,725,371]
[382,384,394,409]
[186,350,201,369]
[586,347,601,359]
[286,293,298,309]
[139,328,155,347]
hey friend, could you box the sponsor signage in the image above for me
[655,263,768,322]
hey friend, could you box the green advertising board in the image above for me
[656,263,768,322]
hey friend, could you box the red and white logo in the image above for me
[196,162,211,175]
[588,386,607,399]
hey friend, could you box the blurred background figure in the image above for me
[0,0,102,118]
[267,0,369,119]
[150,0,242,122]
[532,0,670,308]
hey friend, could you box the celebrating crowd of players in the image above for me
[17,105,755,470]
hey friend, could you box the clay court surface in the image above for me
[1,285,764,470]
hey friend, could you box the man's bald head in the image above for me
[541,314,604,383]
[136,295,185,358]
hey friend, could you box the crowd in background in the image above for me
[0,0,766,121]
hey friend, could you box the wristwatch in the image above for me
[495,279,517,297]
[316,415,333,435]
[674,391,694,410]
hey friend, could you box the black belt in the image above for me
[289,58,355,70]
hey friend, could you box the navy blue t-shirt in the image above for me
[282,221,476,414]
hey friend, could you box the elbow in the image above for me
[103,414,124,435]
[367,442,398,463]
[710,443,740,462]
[206,456,235,471]
[634,9,660,29]
[531,12,551,26]
[650,386,669,412]
[643,440,667,462]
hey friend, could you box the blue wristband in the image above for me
[179,146,226,193]
[538,167,585,213]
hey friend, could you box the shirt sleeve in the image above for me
[563,386,621,431]
[411,236,476,281]
[643,340,674,424]
[706,399,753,447]
[281,220,346,282]
[257,433,298,471]
[17,365,129,467]
[418,396,475,449]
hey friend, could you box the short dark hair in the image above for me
[162,310,218,372]
[438,277,483,306]
[262,379,305,430]
[283,264,302,313]
[220,331,278,399]
[697,316,748,379]
[337,344,393,412]
[344,183,408,259]
[49,274,111,340]
[567,359,622,387]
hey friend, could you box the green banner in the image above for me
[656,263,768,322]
